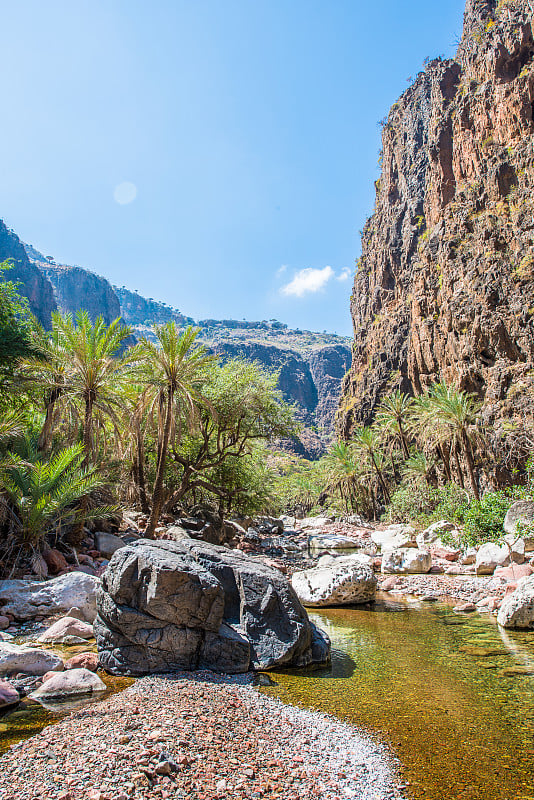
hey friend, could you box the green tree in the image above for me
[137,324,214,537]
[0,261,41,391]
[375,390,414,459]
[1,441,112,558]
[352,425,391,503]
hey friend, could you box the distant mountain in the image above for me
[0,223,353,457]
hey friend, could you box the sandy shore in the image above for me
[0,672,405,800]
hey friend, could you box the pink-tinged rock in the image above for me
[494,564,534,583]
[432,546,461,562]
[43,549,68,574]
[372,558,382,570]
[64,652,99,672]
[478,596,501,611]
[37,616,94,644]
[260,558,287,574]
[505,582,518,595]
[41,670,60,683]
[445,565,462,575]
[429,565,444,574]
[453,602,476,613]
[381,577,399,591]
[0,616,9,631]
[0,680,19,709]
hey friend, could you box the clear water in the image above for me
[261,596,534,800]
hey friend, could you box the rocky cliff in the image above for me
[339,0,534,475]
[25,245,121,325]
[0,221,56,327]
[114,285,195,327]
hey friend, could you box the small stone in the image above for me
[155,761,173,776]
[118,734,132,744]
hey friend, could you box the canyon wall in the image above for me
[339,0,534,476]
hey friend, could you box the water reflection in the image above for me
[262,597,534,800]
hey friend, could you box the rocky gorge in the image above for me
[339,0,534,480]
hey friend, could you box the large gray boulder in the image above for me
[0,573,100,622]
[292,559,377,607]
[95,539,330,676]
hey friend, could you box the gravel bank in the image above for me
[0,672,405,800]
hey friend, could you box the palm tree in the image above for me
[322,442,368,513]
[409,394,453,484]
[0,441,113,555]
[375,390,414,459]
[136,324,215,538]
[352,425,391,503]
[402,451,437,486]
[52,311,133,466]
[21,313,70,452]
[425,382,482,499]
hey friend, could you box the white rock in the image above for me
[298,516,334,530]
[460,547,478,565]
[0,572,100,622]
[316,553,374,569]
[372,525,417,551]
[475,543,510,575]
[30,667,106,699]
[502,534,527,563]
[504,501,534,543]
[292,561,377,607]
[417,520,456,547]
[38,616,94,644]
[381,548,432,574]
[497,574,534,628]
[308,533,359,553]
[0,643,63,676]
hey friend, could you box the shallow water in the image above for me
[262,595,534,800]
[0,640,133,754]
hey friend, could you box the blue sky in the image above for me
[1,0,465,335]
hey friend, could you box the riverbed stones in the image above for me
[381,548,432,574]
[94,538,330,675]
[37,616,94,644]
[308,534,359,553]
[0,680,19,710]
[475,543,510,575]
[30,668,106,700]
[0,643,63,676]
[372,525,417,551]
[0,572,100,622]
[291,560,377,607]
[497,574,534,628]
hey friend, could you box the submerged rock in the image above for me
[0,572,100,622]
[95,539,330,676]
[292,560,377,607]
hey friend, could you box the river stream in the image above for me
[262,595,534,800]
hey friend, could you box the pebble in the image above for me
[0,672,405,800]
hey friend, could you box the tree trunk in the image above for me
[437,444,452,484]
[452,445,465,488]
[38,388,62,451]
[146,390,174,538]
[461,429,480,500]
[399,423,410,460]
[372,454,391,503]
[135,422,150,514]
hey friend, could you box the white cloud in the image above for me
[280,266,334,297]
[279,265,352,297]
[276,264,288,277]
[336,267,352,282]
